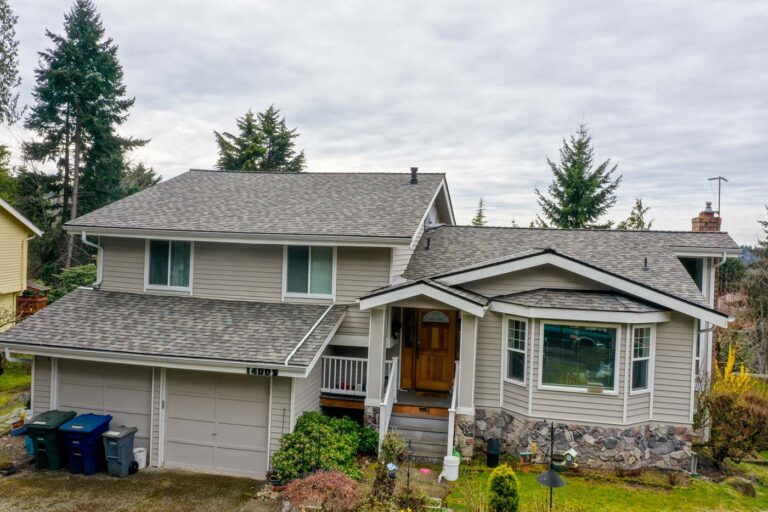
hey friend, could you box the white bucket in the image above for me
[439,455,460,482]
[133,447,147,469]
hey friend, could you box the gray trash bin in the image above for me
[102,426,138,477]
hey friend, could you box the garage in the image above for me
[57,359,153,450]
[163,370,270,478]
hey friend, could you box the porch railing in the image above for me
[379,356,399,449]
[447,360,460,457]
[320,356,394,397]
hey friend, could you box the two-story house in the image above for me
[0,169,739,478]
[0,197,42,332]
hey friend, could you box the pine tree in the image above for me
[120,162,161,196]
[24,0,147,266]
[471,197,487,226]
[535,123,622,229]
[0,0,22,124]
[617,198,653,230]
[214,105,306,172]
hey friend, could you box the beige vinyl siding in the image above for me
[270,377,292,457]
[463,264,607,296]
[291,362,322,422]
[627,392,650,424]
[474,311,503,408]
[101,237,145,292]
[530,320,625,425]
[0,208,28,296]
[653,312,694,424]
[150,368,161,467]
[336,247,391,337]
[32,356,52,414]
[193,242,282,301]
[391,245,413,281]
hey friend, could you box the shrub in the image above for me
[379,430,407,464]
[282,470,361,512]
[694,346,768,466]
[488,464,520,512]
[271,412,362,482]
[360,461,397,511]
[48,263,97,302]
[395,484,433,512]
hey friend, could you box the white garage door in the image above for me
[58,359,153,450]
[164,370,270,478]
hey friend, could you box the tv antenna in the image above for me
[708,176,728,216]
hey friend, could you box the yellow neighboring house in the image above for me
[0,197,42,332]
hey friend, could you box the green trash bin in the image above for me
[27,410,77,470]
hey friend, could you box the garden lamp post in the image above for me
[535,421,566,512]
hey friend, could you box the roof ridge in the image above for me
[188,169,447,176]
[433,225,731,235]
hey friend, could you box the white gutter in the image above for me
[714,251,728,268]
[284,304,335,365]
[4,347,32,364]
[80,231,104,288]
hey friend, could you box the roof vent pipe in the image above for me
[410,167,418,185]
[425,237,431,250]
[643,257,649,271]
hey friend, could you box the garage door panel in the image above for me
[59,383,105,408]
[167,370,215,395]
[216,399,268,426]
[217,375,269,401]
[166,417,215,443]
[166,442,215,468]
[104,388,152,413]
[107,365,152,389]
[59,360,105,385]
[167,393,216,421]
[110,412,151,434]
[215,424,267,448]
[215,447,267,476]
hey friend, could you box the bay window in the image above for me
[505,318,527,384]
[541,323,618,392]
[631,326,652,392]
[286,246,334,296]
[147,240,192,289]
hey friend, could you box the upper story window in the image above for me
[540,323,618,393]
[505,318,527,385]
[147,240,192,290]
[631,326,653,393]
[285,246,334,297]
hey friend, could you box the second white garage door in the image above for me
[164,370,270,478]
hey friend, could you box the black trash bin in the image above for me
[487,438,501,468]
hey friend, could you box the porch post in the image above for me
[364,307,387,428]
[455,312,478,458]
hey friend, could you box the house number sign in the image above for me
[247,368,279,376]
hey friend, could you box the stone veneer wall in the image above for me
[457,408,695,471]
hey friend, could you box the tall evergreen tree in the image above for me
[120,162,161,196]
[24,0,147,266]
[0,0,22,124]
[535,123,622,229]
[471,197,487,226]
[215,105,306,172]
[617,198,653,230]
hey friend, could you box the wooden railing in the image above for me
[447,360,460,456]
[379,357,399,449]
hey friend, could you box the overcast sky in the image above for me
[4,1,767,244]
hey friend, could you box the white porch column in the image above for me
[365,307,387,410]
[457,312,478,415]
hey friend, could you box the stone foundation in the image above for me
[470,408,694,470]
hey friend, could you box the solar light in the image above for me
[535,421,567,512]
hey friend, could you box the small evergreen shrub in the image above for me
[379,430,406,464]
[488,464,520,512]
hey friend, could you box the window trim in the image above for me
[537,320,622,396]
[629,324,655,395]
[143,239,194,293]
[282,245,337,300]
[502,315,528,387]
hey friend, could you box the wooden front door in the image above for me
[411,309,457,392]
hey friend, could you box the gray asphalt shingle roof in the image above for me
[494,289,666,313]
[66,170,446,239]
[404,226,739,307]
[0,288,345,367]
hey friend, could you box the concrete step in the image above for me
[390,426,446,443]
[389,413,449,432]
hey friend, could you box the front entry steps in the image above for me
[389,411,449,464]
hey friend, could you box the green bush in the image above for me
[272,412,373,482]
[379,430,406,464]
[488,464,520,512]
[48,263,97,302]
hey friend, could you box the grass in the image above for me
[0,360,31,418]
[446,465,768,512]
[0,468,262,512]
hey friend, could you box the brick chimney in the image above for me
[692,202,722,232]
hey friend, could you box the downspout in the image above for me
[5,347,32,364]
[80,231,104,288]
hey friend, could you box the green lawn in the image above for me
[446,466,768,512]
[0,360,31,417]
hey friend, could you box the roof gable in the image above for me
[65,170,448,241]
[0,197,42,237]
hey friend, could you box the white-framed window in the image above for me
[539,321,620,394]
[504,317,527,385]
[631,325,653,394]
[284,246,335,298]
[145,240,193,291]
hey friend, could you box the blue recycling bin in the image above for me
[59,413,112,475]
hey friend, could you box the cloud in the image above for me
[5,0,767,244]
